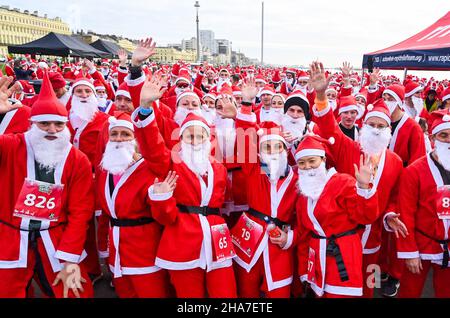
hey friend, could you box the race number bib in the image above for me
[307,248,317,283]
[14,179,64,222]
[231,213,264,258]
[437,186,450,220]
[210,223,235,262]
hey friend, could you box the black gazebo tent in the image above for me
[8,32,109,58]
[90,39,131,58]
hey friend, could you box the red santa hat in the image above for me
[70,77,96,95]
[383,84,405,105]
[115,82,131,100]
[217,83,233,99]
[355,88,368,103]
[260,84,275,96]
[294,135,334,161]
[101,59,110,66]
[271,70,282,83]
[286,68,297,75]
[232,85,242,97]
[202,91,217,101]
[108,111,134,132]
[255,74,267,84]
[325,85,339,95]
[17,80,35,95]
[176,89,201,106]
[338,95,359,115]
[179,112,210,137]
[441,87,450,103]
[272,93,287,103]
[364,98,391,125]
[429,109,450,136]
[94,80,106,91]
[48,72,67,90]
[171,63,181,77]
[297,70,309,81]
[257,121,287,147]
[20,60,28,67]
[175,69,191,85]
[219,68,230,75]
[404,82,423,98]
[30,70,68,122]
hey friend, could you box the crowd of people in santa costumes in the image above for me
[0,34,449,298]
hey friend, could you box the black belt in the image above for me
[247,208,289,229]
[227,167,242,172]
[110,217,154,227]
[417,229,450,269]
[0,219,67,232]
[177,205,220,217]
[311,225,364,282]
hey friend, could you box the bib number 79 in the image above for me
[24,194,56,210]
[242,228,251,241]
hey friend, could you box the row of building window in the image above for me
[0,13,68,30]
[0,24,68,34]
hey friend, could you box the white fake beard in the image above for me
[58,92,70,106]
[435,141,450,171]
[359,125,392,156]
[180,140,211,176]
[175,86,188,96]
[297,162,328,201]
[98,97,108,108]
[385,101,399,115]
[215,117,236,158]
[101,140,137,175]
[70,94,99,122]
[201,105,217,126]
[260,151,288,182]
[356,104,365,120]
[412,96,424,115]
[27,124,71,171]
[262,108,284,125]
[352,86,360,95]
[173,107,203,126]
[282,114,306,141]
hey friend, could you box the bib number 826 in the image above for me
[24,194,56,209]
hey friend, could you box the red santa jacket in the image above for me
[388,112,426,167]
[296,169,379,297]
[132,109,233,272]
[312,102,403,254]
[396,154,450,266]
[0,106,31,135]
[233,110,298,291]
[68,111,110,167]
[96,159,172,278]
[0,133,94,271]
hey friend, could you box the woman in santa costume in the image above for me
[224,78,298,298]
[396,109,450,298]
[95,111,172,298]
[309,61,407,298]
[0,72,94,298]
[129,75,237,298]
[295,134,380,298]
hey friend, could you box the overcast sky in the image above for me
[5,0,450,78]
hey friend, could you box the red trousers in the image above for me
[380,231,404,279]
[234,257,291,298]
[84,216,102,277]
[169,266,237,298]
[0,240,94,298]
[399,260,450,298]
[113,270,171,298]
[362,252,380,298]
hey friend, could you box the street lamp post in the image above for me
[194,1,200,63]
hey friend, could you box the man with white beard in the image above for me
[200,91,217,126]
[94,80,114,115]
[130,76,238,297]
[254,84,275,123]
[95,111,172,298]
[309,61,406,298]
[67,77,110,166]
[367,73,425,167]
[0,72,94,298]
[396,109,450,298]
[227,79,299,298]
[295,134,380,298]
[280,91,311,162]
[403,81,425,119]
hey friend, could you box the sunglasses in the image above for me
[177,83,189,89]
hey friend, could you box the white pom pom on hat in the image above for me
[443,114,450,122]
[328,137,335,145]
[366,104,374,111]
